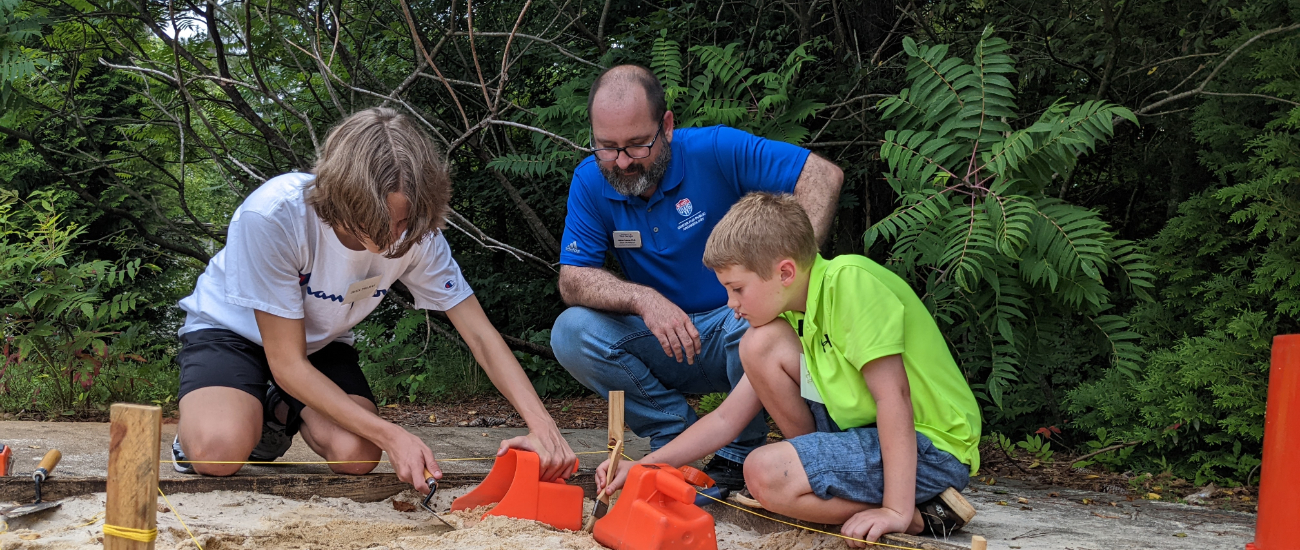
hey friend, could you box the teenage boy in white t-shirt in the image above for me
[173,107,576,493]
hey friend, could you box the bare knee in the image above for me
[739,323,801,384]
[743,443,801,506]
[182,432,252,477]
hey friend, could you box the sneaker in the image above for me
[248,385,292,462]
[171,436,196,474]
[918,487,976,536]
[701,455,746,494]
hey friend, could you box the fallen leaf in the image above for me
[1174,533,1188,538]
[996,501,1008,506]
[1109,502,1118,507]
[428,414,437,423]
[1147,493,1162,500]
[1017,497,1029,504]
[985,477,997,486]
[1091,512,1121,519]
[481,432,488,437]
[158,503,171,513]
[1028,461,1040,469]
[1047,492,1059,497]
[1085,474,1100,479]
[393,500,417,512]
[1081,498,1093,504]
[458,421,469,427]
[1020,506,1032,511]
[468,410,477,415]
[28,445,40,449]
[20,533,40,540]
[384,404,399,409]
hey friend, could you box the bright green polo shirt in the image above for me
[781,254,982,475]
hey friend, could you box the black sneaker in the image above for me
[918,488,975,536]
[249,385,292,462]
[171,435,196,475]
[702,455,746,493]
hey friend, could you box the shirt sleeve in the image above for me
[223,210,306,319]
[399,231,475,311]
[830,266,907,370]
[558,164,610,267]
[711,126,812,196]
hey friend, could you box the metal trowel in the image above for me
[1,449,63,519]
[421,469,457,529]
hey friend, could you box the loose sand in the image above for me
[0,487,847,550]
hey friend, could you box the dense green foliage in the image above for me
[1,0,1297,484]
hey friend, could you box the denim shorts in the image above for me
[786,400,970,504]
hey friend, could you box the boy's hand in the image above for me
[595,458,638,496]
[840,507,914,548]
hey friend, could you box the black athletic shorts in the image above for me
[177,329,376,437]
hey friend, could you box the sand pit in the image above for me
[0,486,852,550]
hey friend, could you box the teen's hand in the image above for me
[840,507,915,548]
[638,293,700,364]
[595,458,638,496]
[498,428,578,482]
[382,425,441,494]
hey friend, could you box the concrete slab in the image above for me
[0,421,649,478]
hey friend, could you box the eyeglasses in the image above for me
[591,121,663,161]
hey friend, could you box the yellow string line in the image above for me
[73,511,104,528]
[175,450,612,465]
[614,451,926,550]
[159,486,205,550]
[102,524,157,542]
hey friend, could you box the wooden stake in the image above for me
[969,535,987,550]
[583,391,625,532]
[105,404,162,550]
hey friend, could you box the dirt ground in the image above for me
[0,486,847,550]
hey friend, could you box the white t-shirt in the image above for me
[178,172,473,354]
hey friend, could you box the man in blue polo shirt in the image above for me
[551,65,843,491]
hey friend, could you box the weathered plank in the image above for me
[704,501,971,550]
[2,471,603,504]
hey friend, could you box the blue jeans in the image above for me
[551,305,767,463]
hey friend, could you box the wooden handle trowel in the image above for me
[1,449,64,519]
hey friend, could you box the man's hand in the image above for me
[638,293,700,364]
[498,428,579,482]
[382,425,441,494]
[840,507,915,548]
[595,458,638,496]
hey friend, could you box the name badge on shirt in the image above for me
[613,230,642,249]
[341,275,383,305]
[800,353,825,404]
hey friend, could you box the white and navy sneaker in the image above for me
[171,435,196,474]
[248,385,292,462]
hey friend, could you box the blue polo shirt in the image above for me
[559,125,811,313]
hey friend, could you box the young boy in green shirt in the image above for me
[595,192,981,544]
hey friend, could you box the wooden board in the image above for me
[705,501,971,550]
[0,471,604,504]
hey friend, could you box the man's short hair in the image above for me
[588,64,667,122]
[704,193,818,278]
[307,107,451,259]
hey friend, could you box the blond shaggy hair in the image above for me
[704,193,817,279]
[307,107,451,258]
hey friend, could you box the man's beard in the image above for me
[600,145,672,197]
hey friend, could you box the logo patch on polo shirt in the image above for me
[565,241,581,254]
[675,198,693,216]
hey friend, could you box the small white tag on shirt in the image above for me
[613,230,642,248]
[341,275,383,305]
[800,353,824,403]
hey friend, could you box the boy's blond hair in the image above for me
[703,192,817,278]
[307,107,451,258]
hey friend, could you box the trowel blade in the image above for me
[1,500,62,519]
